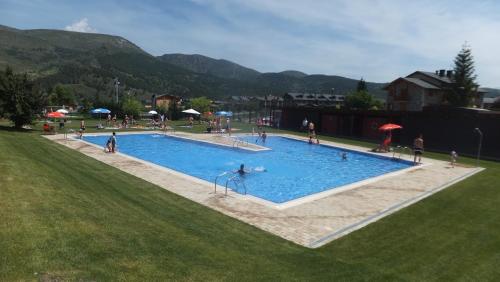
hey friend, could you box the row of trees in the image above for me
[0,44,485,129]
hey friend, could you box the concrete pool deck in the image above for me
[43,131,483,248]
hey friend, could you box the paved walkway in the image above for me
[44,132,482,248]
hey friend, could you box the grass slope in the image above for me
[1,127,499,281]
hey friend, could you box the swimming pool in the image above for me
[84,134,413,203]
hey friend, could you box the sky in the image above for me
[1,0,499,87]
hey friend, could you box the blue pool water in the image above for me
[84,134,412,203]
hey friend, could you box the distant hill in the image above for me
[157,53,387,98]
[158,53,260,81]
[279,70,308,78]
[0,24,389,102]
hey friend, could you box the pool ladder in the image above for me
[392,145,410,160]
[214,172,247,195]
[232,138,249,148]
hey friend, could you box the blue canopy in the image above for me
[215,111,233,117]
[90,108,111,114]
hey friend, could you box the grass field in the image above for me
[1,121,500,281]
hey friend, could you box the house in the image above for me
[283,92,345,107]
[152,94,181,109]
[226,95,284,109]
[385,70,487,111]
[482,97,500,109]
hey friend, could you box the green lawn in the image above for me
[1,124,500,281]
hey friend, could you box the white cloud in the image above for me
[188,0,500,86]
[64,18,97,33]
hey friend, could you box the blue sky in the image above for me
[1,0,500,87]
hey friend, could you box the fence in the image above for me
[281,106,500,160]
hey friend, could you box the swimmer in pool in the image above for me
[341,152,348,161]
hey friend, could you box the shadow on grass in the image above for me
[0,125,37,133]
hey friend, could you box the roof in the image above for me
[156,94,180,99]
[402,77,440,89]
[483,97,496,103]
[384,77,439,90]
[284,92,345,101]
[413,71,454,84]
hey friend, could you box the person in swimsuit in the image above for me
[237,164,249,176]
[308,122,315,135]
[413,134,424,165]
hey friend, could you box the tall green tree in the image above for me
[188,96,211,113]
[357,78,367,92]
[121,97,143,117]
[48,84,75,106]
[450,43,478,107]
[345,90,382,110]
[0,67,46,128]
[168,99,182,120]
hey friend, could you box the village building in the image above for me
[283,93,345,107]
[152,94,182,109]
[385,70,487,111]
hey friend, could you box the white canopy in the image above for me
[148,110,158,115]
[182,108,201,115]
[56,109,69,114]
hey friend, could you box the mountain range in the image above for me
[2,24,496,104]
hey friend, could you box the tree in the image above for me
[0,67,46,128]
[168,100,182,120]
[449,43,478,107]
[156,103,169,115]
[121,98,143,118]
[48,84,75,106]
[344,90,381,110]
[188,96,211,113]
[357,78,367,92]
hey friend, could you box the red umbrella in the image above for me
[379,123,402,131]
[47,112,65,118]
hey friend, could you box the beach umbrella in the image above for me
[90,108,111,124]
[90,108,111,114]
[56,109,69,114]
[182,108,201,115]
[379,123,402,131]
[215,111,232,117]
[148,110,158,115]
[47,112,65,118]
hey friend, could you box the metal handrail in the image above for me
[214,171,230,193]
[392,146,410,160]
[232,138,249,148]
[225,175,247,195]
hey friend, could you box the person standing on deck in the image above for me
[302,118,308,131]
[413,134,424,165]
